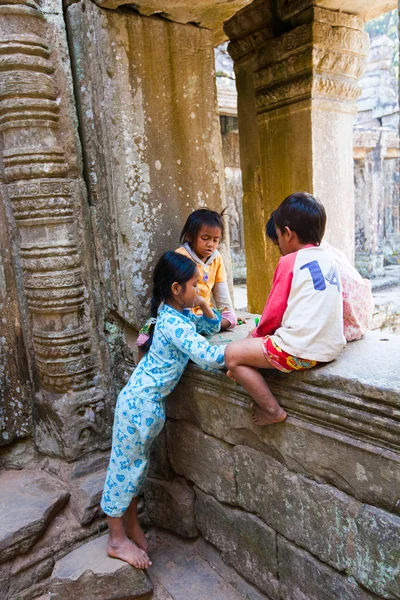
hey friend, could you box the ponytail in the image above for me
[138,251,197,354]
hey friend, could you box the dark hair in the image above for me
[273,192,326,245]
[266,211,278,244]
[180,208,226,245]
[142,251,197,353]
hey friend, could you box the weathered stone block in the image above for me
[149,428,174,481]
[278,537,378,600]
[166,420,237,504]
[50,534,152,600]
[235,445,400,598]
[353,505,400,599]
[9,557,54,597]
[234,445,358,571]
[195,487,279,599]
[143,476,198,538]
[69,468,107,525]
[0,470,69,564]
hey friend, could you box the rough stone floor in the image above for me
[47,529,267,600]
[147,530,266,600]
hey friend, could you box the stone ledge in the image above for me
[195,327,400,452]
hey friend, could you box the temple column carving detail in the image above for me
[0,0,111,459]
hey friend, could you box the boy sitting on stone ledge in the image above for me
[225,192,346,426]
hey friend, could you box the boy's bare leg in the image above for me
[107,512,152,569]
[124,497,148,553]
[225,338,287,426]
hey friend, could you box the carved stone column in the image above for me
[0,0,111,459]
[226,5,369,311]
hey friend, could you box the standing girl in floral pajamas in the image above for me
[101,251,226,569]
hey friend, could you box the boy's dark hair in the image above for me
[266,211,278,244]
[180,208,226,245]
[273,192,326,245]
[142,251,197,353]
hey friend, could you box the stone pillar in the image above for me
[0,0,111,459]
[226,5,369,311]
[220,116,246,282]
[353,130,386,277]
[354,128,400,276]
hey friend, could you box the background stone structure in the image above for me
[354,31,400,276]
[217,20,400,283]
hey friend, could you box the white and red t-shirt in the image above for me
[252,246,346,362]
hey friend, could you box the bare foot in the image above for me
[124,518,149,553]
[107,536,152,569]
[252,403,287,426]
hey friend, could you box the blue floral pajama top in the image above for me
[101,304,226,517]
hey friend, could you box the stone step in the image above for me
[49,534,153,600]
[0,470,70,564]
[148,530,264,600]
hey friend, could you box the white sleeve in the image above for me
[212,281,233,309]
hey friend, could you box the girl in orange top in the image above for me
[176,209,238,330]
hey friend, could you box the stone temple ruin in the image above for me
[0,1,399,599]
[217,26,400,283]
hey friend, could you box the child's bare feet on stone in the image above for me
[124,519,149,553]
[107,535,152,569]
[252,403,287,426]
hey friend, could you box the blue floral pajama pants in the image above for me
[101,392,165,517]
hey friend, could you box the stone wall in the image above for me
[144,325,400,600]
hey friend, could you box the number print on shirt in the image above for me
[301,260,341,292]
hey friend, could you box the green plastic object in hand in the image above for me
[255,317,260,326]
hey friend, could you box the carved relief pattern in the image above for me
[0,3,97,400]
[253,17,369,113]
[228,29,273,62]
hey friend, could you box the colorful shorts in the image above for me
[262,336,318,373]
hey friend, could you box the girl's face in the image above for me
[191,225,222,262]
[169,270,199,311]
